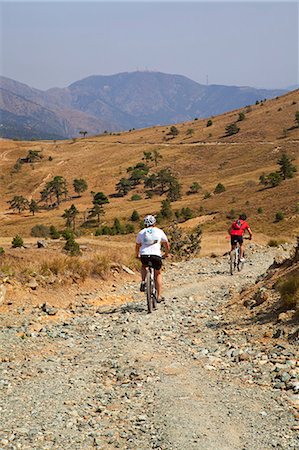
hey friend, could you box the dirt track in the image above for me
[0,244,298,449]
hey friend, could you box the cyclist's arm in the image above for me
[162,240,170,257]
[135,243,141,258]
[246,226,253,239]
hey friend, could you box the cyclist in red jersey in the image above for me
[228,213,253,261]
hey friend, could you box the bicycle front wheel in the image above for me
[146,271,153,313]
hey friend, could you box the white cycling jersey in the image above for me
[136,227,168,257]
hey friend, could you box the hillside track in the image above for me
[0,244,297,449]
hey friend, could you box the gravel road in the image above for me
[0,244,298,449]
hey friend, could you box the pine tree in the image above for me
[277,153,297,179]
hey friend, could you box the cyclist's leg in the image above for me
[239,236,245,259]
[154,269,162,299]
[140,256,149,291]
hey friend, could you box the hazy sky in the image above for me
[0,1,298,90]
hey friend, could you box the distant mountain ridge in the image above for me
[0,72,286,140]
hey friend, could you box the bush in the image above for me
[275,274,299,309]
[268,239,279,247]
[131,210,140,221]
[187,182,201,195]
[131,194,142,201]
[63,234,81,256]
[204,191,211,199]
[49,225,60,239]
[12,235,24,248]
[225,123,240,136]
[206,119,213,127]
[31,224,50,238]
[238,112,245,121]
[257,207,263,214]
[167,224,202,259]
[214,183,226,194]
[275,211,284,222]
[0,247,5,255]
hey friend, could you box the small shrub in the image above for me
[204,191,211,199]
[63,230,81,256]
[95,228,102,236]
[225,123,240,136]
[187,182,201,195]
[131,210,140,221]
[131,194,142,201]
[49,225,60,239]
[257,207,263,214]
[275,274,299,309]
[48,156,53,161]
[206,119,213,127]
[214,183,226,194]
[0,247,5,255]
[268,239,279,247]
[238,112,245,121]
[12,235,24,248]
[31,224,50,238]
[275,211,284,222]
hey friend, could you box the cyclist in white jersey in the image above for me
[136,215,170,302]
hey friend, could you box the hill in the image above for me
[0,72,285,139]
[0,89,298,252]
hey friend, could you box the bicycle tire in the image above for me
[230,250,236,275]
[146,270,153,313]
[152,269,157,310]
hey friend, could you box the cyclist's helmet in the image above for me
[239,213,247,221]
[144,215,156,227]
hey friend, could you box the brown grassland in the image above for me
[0,90,298,263]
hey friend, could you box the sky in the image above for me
[0,1,298,90]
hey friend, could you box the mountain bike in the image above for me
[145,259,157,313]
[230,241,244,275]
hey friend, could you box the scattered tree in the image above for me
[277,153,297,180]
[206,119,213,127]
[168,126,179,137]
[116,178,132,196]
[29,199,38,216]
[79,131,88,138]
[8,196,29,213]
[225,123,240,136]
[62,204,79,230]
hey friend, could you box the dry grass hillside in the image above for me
[0,89,298,253]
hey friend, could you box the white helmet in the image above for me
[144,215,156,227]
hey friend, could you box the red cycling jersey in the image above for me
[230,220,250,236]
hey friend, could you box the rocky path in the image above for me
[0,244,298,449]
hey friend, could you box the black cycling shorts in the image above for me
[140,255,162,270]
[231,235,243,246]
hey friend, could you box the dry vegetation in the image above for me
[0,90,298,252]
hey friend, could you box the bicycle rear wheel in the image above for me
[146,270,153,313]
[230,250,236,275]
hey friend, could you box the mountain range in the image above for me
[0,71,286,140]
